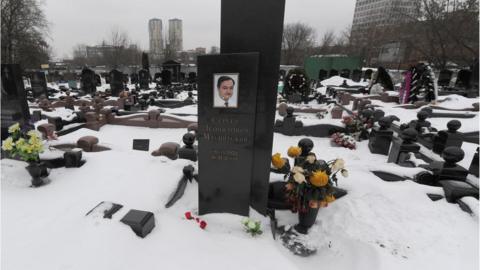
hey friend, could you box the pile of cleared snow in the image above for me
[438,94,478,109]
[321,76,367,87]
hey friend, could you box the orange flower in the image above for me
[287,146,302,158]
[271,153,286,169]
[310,171,329,187]
[325,194,335,203]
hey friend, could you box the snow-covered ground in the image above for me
[2,92,479,270]
[2,121,478,270]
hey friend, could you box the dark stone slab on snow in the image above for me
[120,209,155,238]
[439,180,479,203]
[427,193,444,201]
[372,171,408,182]
[132,139,150,151]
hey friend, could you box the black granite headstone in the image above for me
[109,69,124,96]
[138,69,150,90]
[95,74,101,86]
[387,128,420,167]
[368,117,394,155]
[198,52,259,216]
[1,64,30,139]
[30,71,48,98]
[438,70,453,87]
[160,70,172,86]
[220,0,285,215]
[80,68,97,94]
[318,69,328,81]
[432,120,463,154]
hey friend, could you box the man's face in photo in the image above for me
[218,79,234,101]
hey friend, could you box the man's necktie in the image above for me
[225,102,229,107]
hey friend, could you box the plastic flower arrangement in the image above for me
[271,146,349,213]
[241,218,263,237]
[1,123,44,162]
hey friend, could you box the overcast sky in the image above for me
[43,0,356,59]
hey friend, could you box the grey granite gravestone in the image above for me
[198,53,259,216]
[1,64,30,139]
[220,0,285,215]
[30,71,48,98]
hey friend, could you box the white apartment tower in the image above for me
[350,0,417,44]
[168,18,183,52]
[149,18,164,58]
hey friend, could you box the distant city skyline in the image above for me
[43,0,356,59]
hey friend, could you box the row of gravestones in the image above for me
[80,68,198,95]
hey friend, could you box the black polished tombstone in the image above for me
[30,71,48,98]
[274,107,303,136]
[95,74,101,87]
[188,72,197,83]
[352,69,362,82]
[160,69,172,86]
[387,128,420,167]
[198,53,259,216]
[329,69,338,77]
[109,69,124,96]
[340,69,350,79]
[1,64,31,139]
[80,68,97,94]
[437,70,453,87]
[368,117,394,155]
[130,73,139,85]
[420,147,469,185]
[138,69,150,89]
[220,0,285,215]
[455,69,472,89]
[318,69,328,81]
[364,69,373,81]
[432,120,463,154]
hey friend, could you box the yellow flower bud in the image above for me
[325,194,335,203]
[310,171,329,187]
[287,146,302,158]
[271,153,286,169]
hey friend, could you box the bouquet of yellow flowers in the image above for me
[271,145,348,213]
[2,123,44,162]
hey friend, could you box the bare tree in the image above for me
[394,0,478,68]
[1,0,50,68]
[317,30,335,55]
[100,26,130,69]
[281,22,316,65]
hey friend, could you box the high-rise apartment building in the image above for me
[168,18,183,52]
[149,18,164,59]
[350,0,417,44]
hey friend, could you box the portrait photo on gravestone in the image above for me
[213,73,239,108]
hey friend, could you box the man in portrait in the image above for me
[214,75,238,108]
